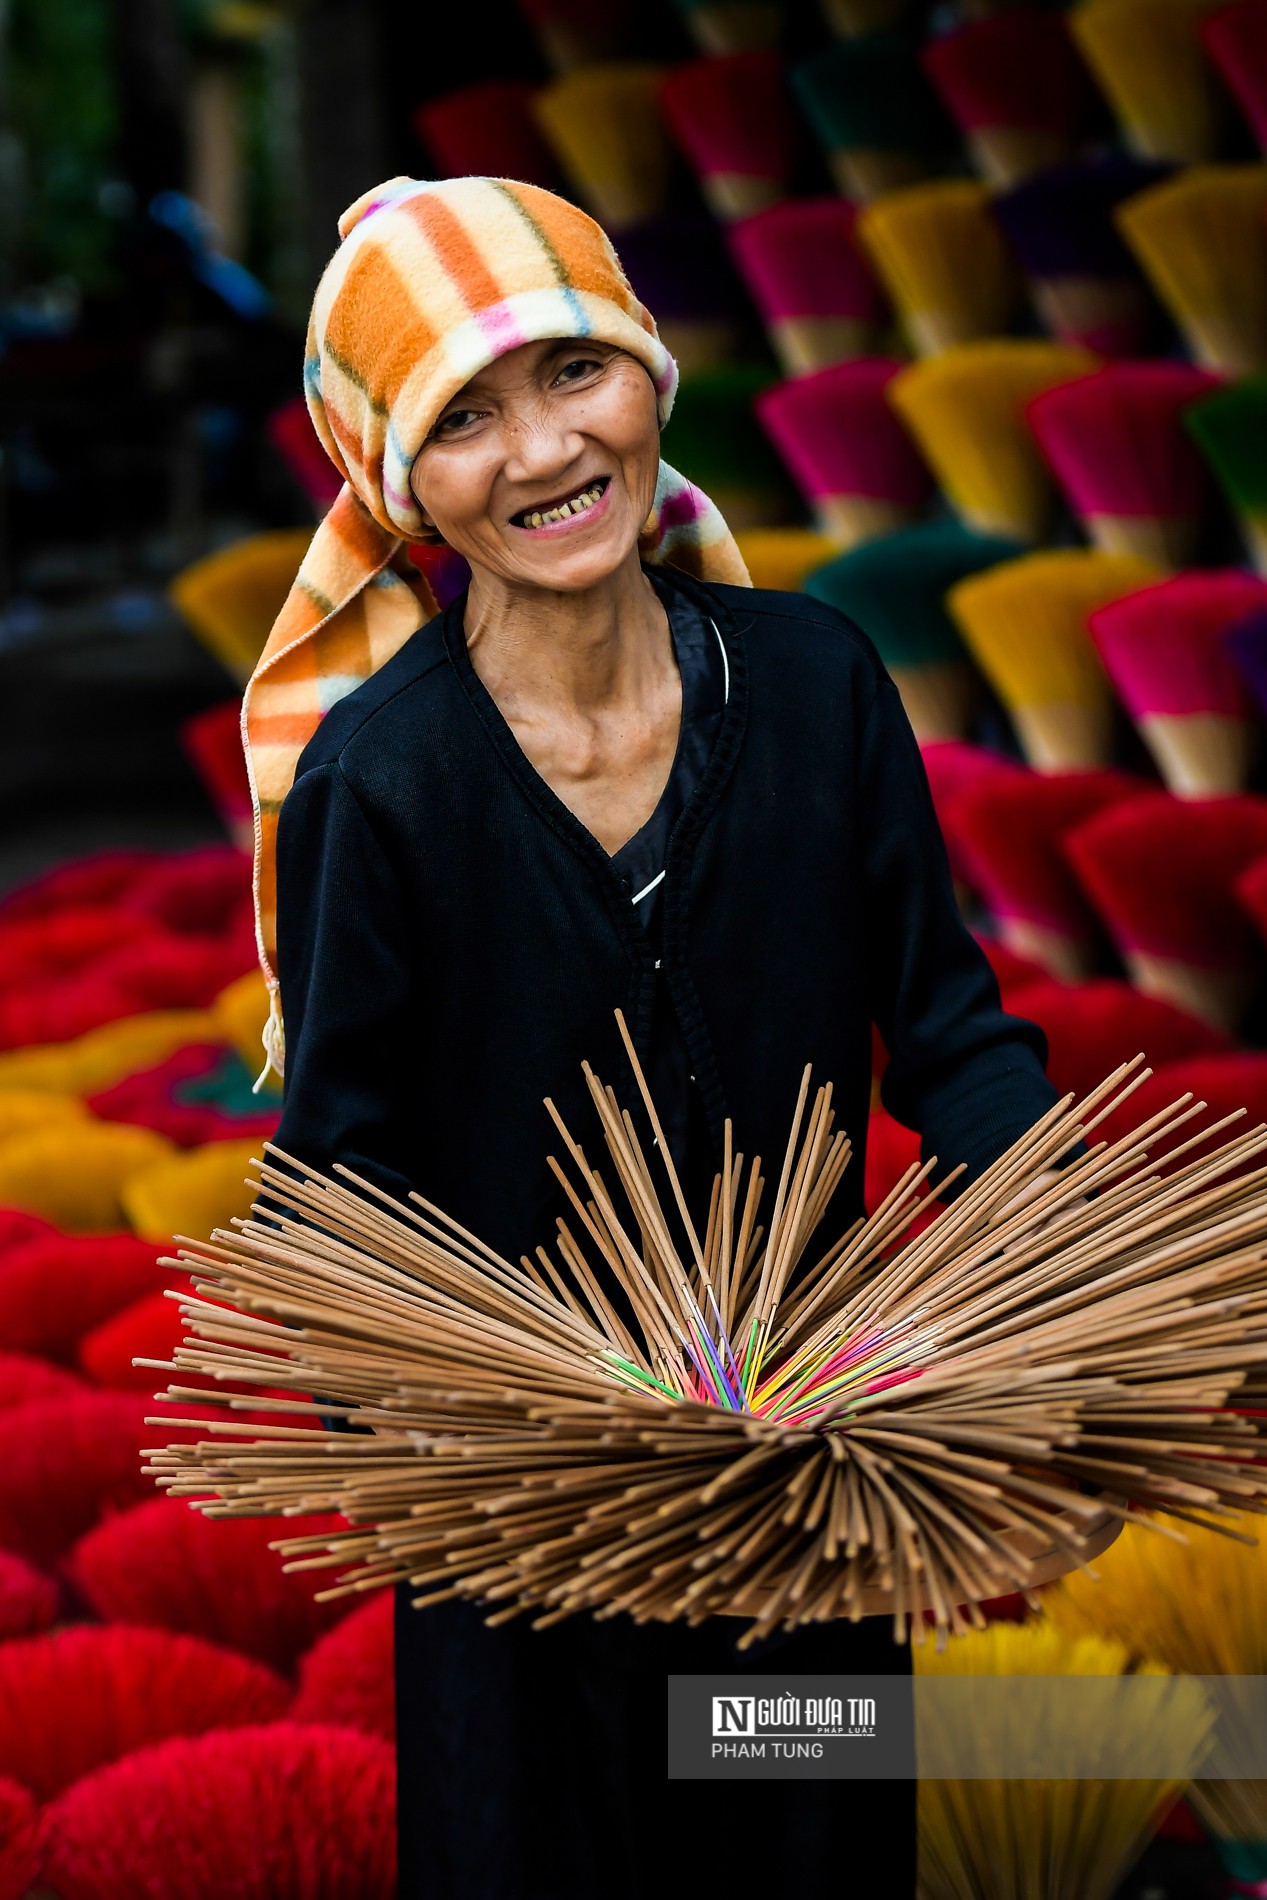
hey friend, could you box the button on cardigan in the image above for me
[273,563,1057,1276]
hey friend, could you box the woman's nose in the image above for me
[500,407,583,484]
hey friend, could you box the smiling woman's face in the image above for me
[408,338,662,594]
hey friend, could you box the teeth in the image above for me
[521,483,603,529]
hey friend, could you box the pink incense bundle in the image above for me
[919,740,1024,888]
[1203,0,1267,150]
[1063,791,1267,1029]
[659,51,798,219]
[414,80,561,188]
[266,400,342,515]
[755,358,932,544]
[1089,570,1267,796]
[727,199,888,375]
[939,767,1143,978]
[920,11,1089,186]
[1025,362,1222,566]
[1005,976,1235,1102]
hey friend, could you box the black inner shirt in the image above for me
[609,570,728,1190]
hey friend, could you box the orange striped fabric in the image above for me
[243,175,750,1085]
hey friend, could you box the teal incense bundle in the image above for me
[804,519,1024,741]
[791,32,949,201]
[141,1014,1267,1644]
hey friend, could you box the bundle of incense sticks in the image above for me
[142,1013,1267,1646]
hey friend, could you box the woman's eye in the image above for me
[555,356,603,385]
[433,408,481,437]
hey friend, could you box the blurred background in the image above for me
[2,0,1267,1895]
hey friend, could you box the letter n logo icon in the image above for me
[712,1695,754,1736]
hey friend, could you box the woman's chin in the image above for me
[498,517,641,593]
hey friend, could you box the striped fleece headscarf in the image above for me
[244,174,751,1086]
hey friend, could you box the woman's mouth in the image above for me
[510,476,612,534]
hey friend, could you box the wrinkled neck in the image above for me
[461,548,672,721]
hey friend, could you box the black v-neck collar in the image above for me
[438,564,748,917]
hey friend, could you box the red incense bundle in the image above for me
[1240,848,1267,949]
[1203,0,1267,151]
[660,51,798,219]
[67,1497,353,1672]
[940,767,1143,977]
[921,11,1089,186]
[756,358,932,544]
[0,1547,58,1642]
[414,81,560,189]
[1089,570,1267,796]
[0,1626,287,1801]
[266,399,342,514]
[975,934,1048,1000]
[1063,790,1267,1028]
[41,1725,397,1900]
[1025,362,1221,565]
[293,1595,395,1743]
[1005,975,1234,1101]
[727,199,887,375]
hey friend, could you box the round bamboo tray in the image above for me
[717,1501,1123,1622]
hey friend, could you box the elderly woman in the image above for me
[245,176,1059,1898]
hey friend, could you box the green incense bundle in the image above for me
[1184,374,1267,576]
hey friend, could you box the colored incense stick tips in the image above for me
[756,358,933,545]
[856,180,1020,355]
[1063,791,1267,1028]
[948,550,1162,769]
[733,528,842,592]
[804,520,1025,740]
[1006,976,1233,1102]
[1185,376,1267,574]
[727,199,887,375]
[660,366,797,529]
[614,214,748,374]
[1116,165,1267,375]
[413,81,561,189]
[888,342,1101,542]
[921,12,1089,186]
[1202,0,1267,150]
[659,52,797,220]
[992,155,1173,358]
[1089,570,1267,795]
[791,33,948,200]
[143,1010,1267,1642]
[939,768,1143,977]
[822,0,910,33]
[1070,0,1226,162]
[1026,362,1220,566]
[917,1622,1204,1900]
[672,0,782,54]
[169,531,316,686]
[532,65,671,229]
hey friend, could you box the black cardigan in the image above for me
[272,565,1057,1271]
